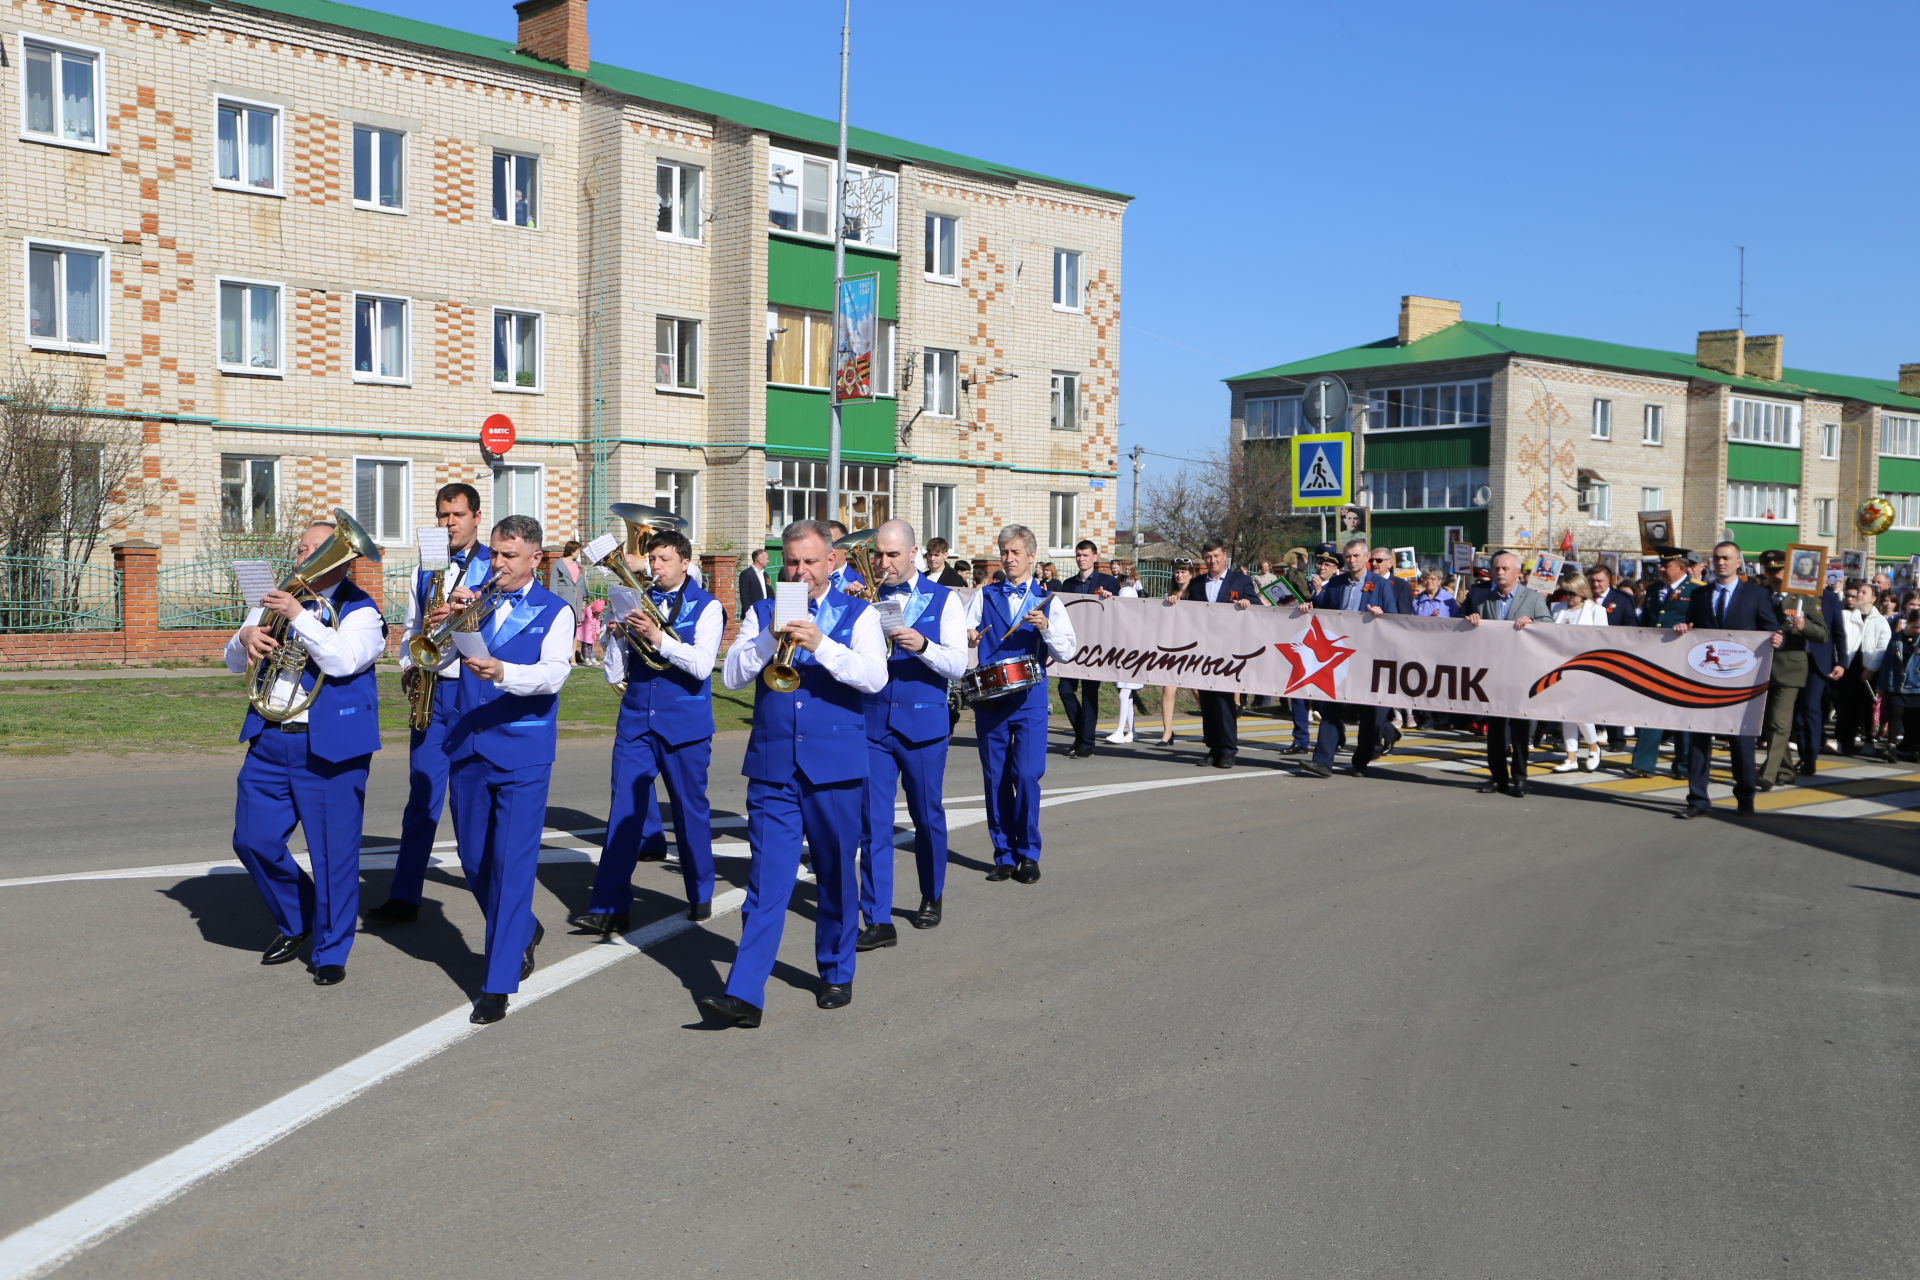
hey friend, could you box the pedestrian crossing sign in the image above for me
[1290,432,1352,508]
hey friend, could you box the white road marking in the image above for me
[0,766,1279,1280]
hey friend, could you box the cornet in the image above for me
[245,508,381,723]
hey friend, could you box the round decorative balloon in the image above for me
[1855,497,1895,537]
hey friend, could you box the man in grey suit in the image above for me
[1467,550,1553,796]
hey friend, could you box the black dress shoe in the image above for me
[687,901,712,923]
[855,922,898,951]
[1301,761,1332,778]
[1279,743,1308,755]
[1068,746,1094,759]
[571,911,630,936]
[1196,752,1216,767]
[261,933,308,966]
[1012,858,1041,884]
[1736,797,1755,815]
[1476,781,1502,794]
[1508,782,1528,798]
[520,922,545,982]
[911,897,942,929]
[816,983,853,1010]
[697,994,763,1027]
[1352,759,1372,777]
[1624,768,1654,779]
[985,865,1013,882]
[471,993,509,1024]
[312,964,346,986]
[366,899,419,924]
[634,848,669,862]
[1212,753,1235,769]
[1674,805,1708,819]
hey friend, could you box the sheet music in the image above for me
[872,597,906,633]
[583,533,619,567]
[607,586,640,622]
[415,527,450,571]
[231,560,277,610]
[773,582,808,629]
[452,630,490,660]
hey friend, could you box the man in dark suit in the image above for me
[1180,538,1257,768]
[1588,562,1639,749]
[1795,582,1846,777]
[1626,547,1698,778]
[1057,538,1120,758]
[1465,550,1553,796]
[1674,541,1783,819]
[1298,538,1400,779]
[736,547,770,618]
[1366,548,1416,614]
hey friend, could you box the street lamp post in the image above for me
[826,0,850,526]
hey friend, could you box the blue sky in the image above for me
[381,0,1920,478]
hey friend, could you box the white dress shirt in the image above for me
[398,547,483,672]
[723,593,889,693]
[1202,573,1224,603]
[222,582,385,725]
[960,578,1078,663]
[490,594,576,697]
[602,592,722,686]
[1552,599,1609,627]
[880,572,970,681]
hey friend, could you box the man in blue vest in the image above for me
[856,518,968,951]
[964,523,1078,885]
[369,483,492,924]
[575,527,720,933]
[224,520,386,986]
[700,519,888,1027]
[429,514,576,1024]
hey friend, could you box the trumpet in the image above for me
[404,577,512,669]
[762,628,803,694]
[246,508,381,723]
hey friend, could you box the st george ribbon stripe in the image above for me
[1528,651,1769,708]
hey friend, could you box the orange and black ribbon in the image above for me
[1528,651,1767,708]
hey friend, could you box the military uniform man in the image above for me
[1625,547,1700,779]
[1756,549,1829,789]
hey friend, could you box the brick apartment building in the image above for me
[5,0,1127,575]
[1228,296,1920,575]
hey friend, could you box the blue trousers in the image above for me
[725,777,860,1007]
[1289,698,1313,750]
[231,730,369,967]
[975,683,1048,865]
[1687,733,1757,811]
[388,712,450,905]
[447,755,548,995]
[591,729,714,913]
[860,732,950,926]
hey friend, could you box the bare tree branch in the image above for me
[1138,443,1319,566]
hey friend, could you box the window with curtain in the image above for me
[1049,492,1079,551]
[838,464,893,530]
[23,36,100,145]
[1583,482,1611,523]
[26,242,104,350]
[1358,467,1491,512]
[922,484,955,546]
[354,458,409,543]
[1880,415,1920,458]
[1244,396,1306,439]
[353,295,408,382]
[655,317,701,390]
[1362,380,1493,431]
[492,465,541,519]
[925,213,957,281]
[1641,487,1664,511]
[840,163,897,249]
[1727,398,1800,446]
[216,98,279,191]
[656,161,703,241]
[491,150,538,226]
[1724,481,1798,522]
[923,348,957,417]
[765,305,831,389]
[492,309,542,390]
[1814,497,1835,536]
[220,456,278,532]
[353,125,404,210]
[1050,371,1080,431]
[218,279,281,373]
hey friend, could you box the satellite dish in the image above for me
[1472,485,1492,508]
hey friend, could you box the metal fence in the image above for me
[0,556,122,633]
[382,557,420,625]
[1135,557,1175,599]
[155,555,293,629]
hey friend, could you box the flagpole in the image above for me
[827,0,850,527]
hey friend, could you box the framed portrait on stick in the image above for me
[1784,543,1826,597]
[1637,509,1674,555]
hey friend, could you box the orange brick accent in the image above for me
[290,112,345,204]
[435,302,481,385]
[294,290,347,378]
[433,137,479,224]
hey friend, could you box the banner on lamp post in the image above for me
[833,273,878,403]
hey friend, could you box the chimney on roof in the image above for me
[515,0,589,73]
[1899,364,1920,397]
[1398,296,1461,345]
[1696,329,1745,378]
[1744,334,1783,381]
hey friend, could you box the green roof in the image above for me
[1227,319,1920,413]
[229,0,1127,198]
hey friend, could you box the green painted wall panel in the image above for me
[1360,427,1489,471]
[766,236,898,316]
[1367,511,1488,557]
[764,386,897,459]
[1725,442,1801,484]
[1875,530,1920,558]
[1878,457,1920,491]
[1726,521,1799,553]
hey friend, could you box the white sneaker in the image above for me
[1106,732,1133,744]
[1552,758,1581,773]
[1582,749,1601,772]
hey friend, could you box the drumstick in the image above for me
[999,582,1050,641]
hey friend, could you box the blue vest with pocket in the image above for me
[448,580,569,769]
[618,580,716,747]
[238,579,385,763]
[866,576,953,746]
[975,580,1051,669]
[742,590,870,786]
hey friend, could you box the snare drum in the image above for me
[959,657,1044,706]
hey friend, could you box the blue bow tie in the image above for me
[649,590,674,606]
[500,589,526,608]
[882,582,913,597]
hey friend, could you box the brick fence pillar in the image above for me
[702,553,740,650]
[349,554,384,615]
[114,540,159,662]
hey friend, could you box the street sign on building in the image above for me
[1290,431,1352,508]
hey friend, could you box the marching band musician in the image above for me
[423,515,575,1024]
[224,520,386,986]
[370,483,492,924]
[700,519,888,1028]
[856,518,969,951]
[964,523,1077,885]
[576,528,721,933]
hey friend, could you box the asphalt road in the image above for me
[2,725,1917,1279]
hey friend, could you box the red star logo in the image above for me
[1274,615,1355,698]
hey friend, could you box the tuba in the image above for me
[590,502,688,675]
[246,508,382,723]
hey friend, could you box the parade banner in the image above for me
[1051,597,1774,736]
[832,274,877,402]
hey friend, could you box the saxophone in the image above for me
[406,566,446,731]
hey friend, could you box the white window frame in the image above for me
[656,159,704,243]
[922,483,955,547]
[1818,422,1840,460]
[1641,486,1664,512]
[215,276,284,376]
[1590,398,1612,440]
[1584,481,1611,525]
[655,316,702,393]
[765,457,830,537]
[924,213,958,283]
[837,463,894,530]
[1880,415,1920,459]
[874,321,897,398]
[1244,396,1306,439]
[1050,370,1080,431]
[1048,491,1079,552]
[492,462,543,522]
[1814,497,1835,537]
[839,161,897,250]
[1642,403,1664,446]
[654,469,698,536]
[1725,480,1799,524]
[491,307,544,394]
[1362,379,1494,432]
[220,454,280,533]
[765,305,831,391]
[491,149,539,228]
[351,292,410,385]
[1052,248,1082,312]
[19,32,107,153]
[766,148,896,249]
[1889,493,1920,530]
[352,455,412,546]
[213,94,283,196]
[24,239,109,353]
[1727,397,1801,448]
[352,124,406,213]
[1358,467,1492,513]
[923,348,958,418]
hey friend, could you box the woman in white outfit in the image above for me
[1107,575,1143,743]
[1551,574,1609,771]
